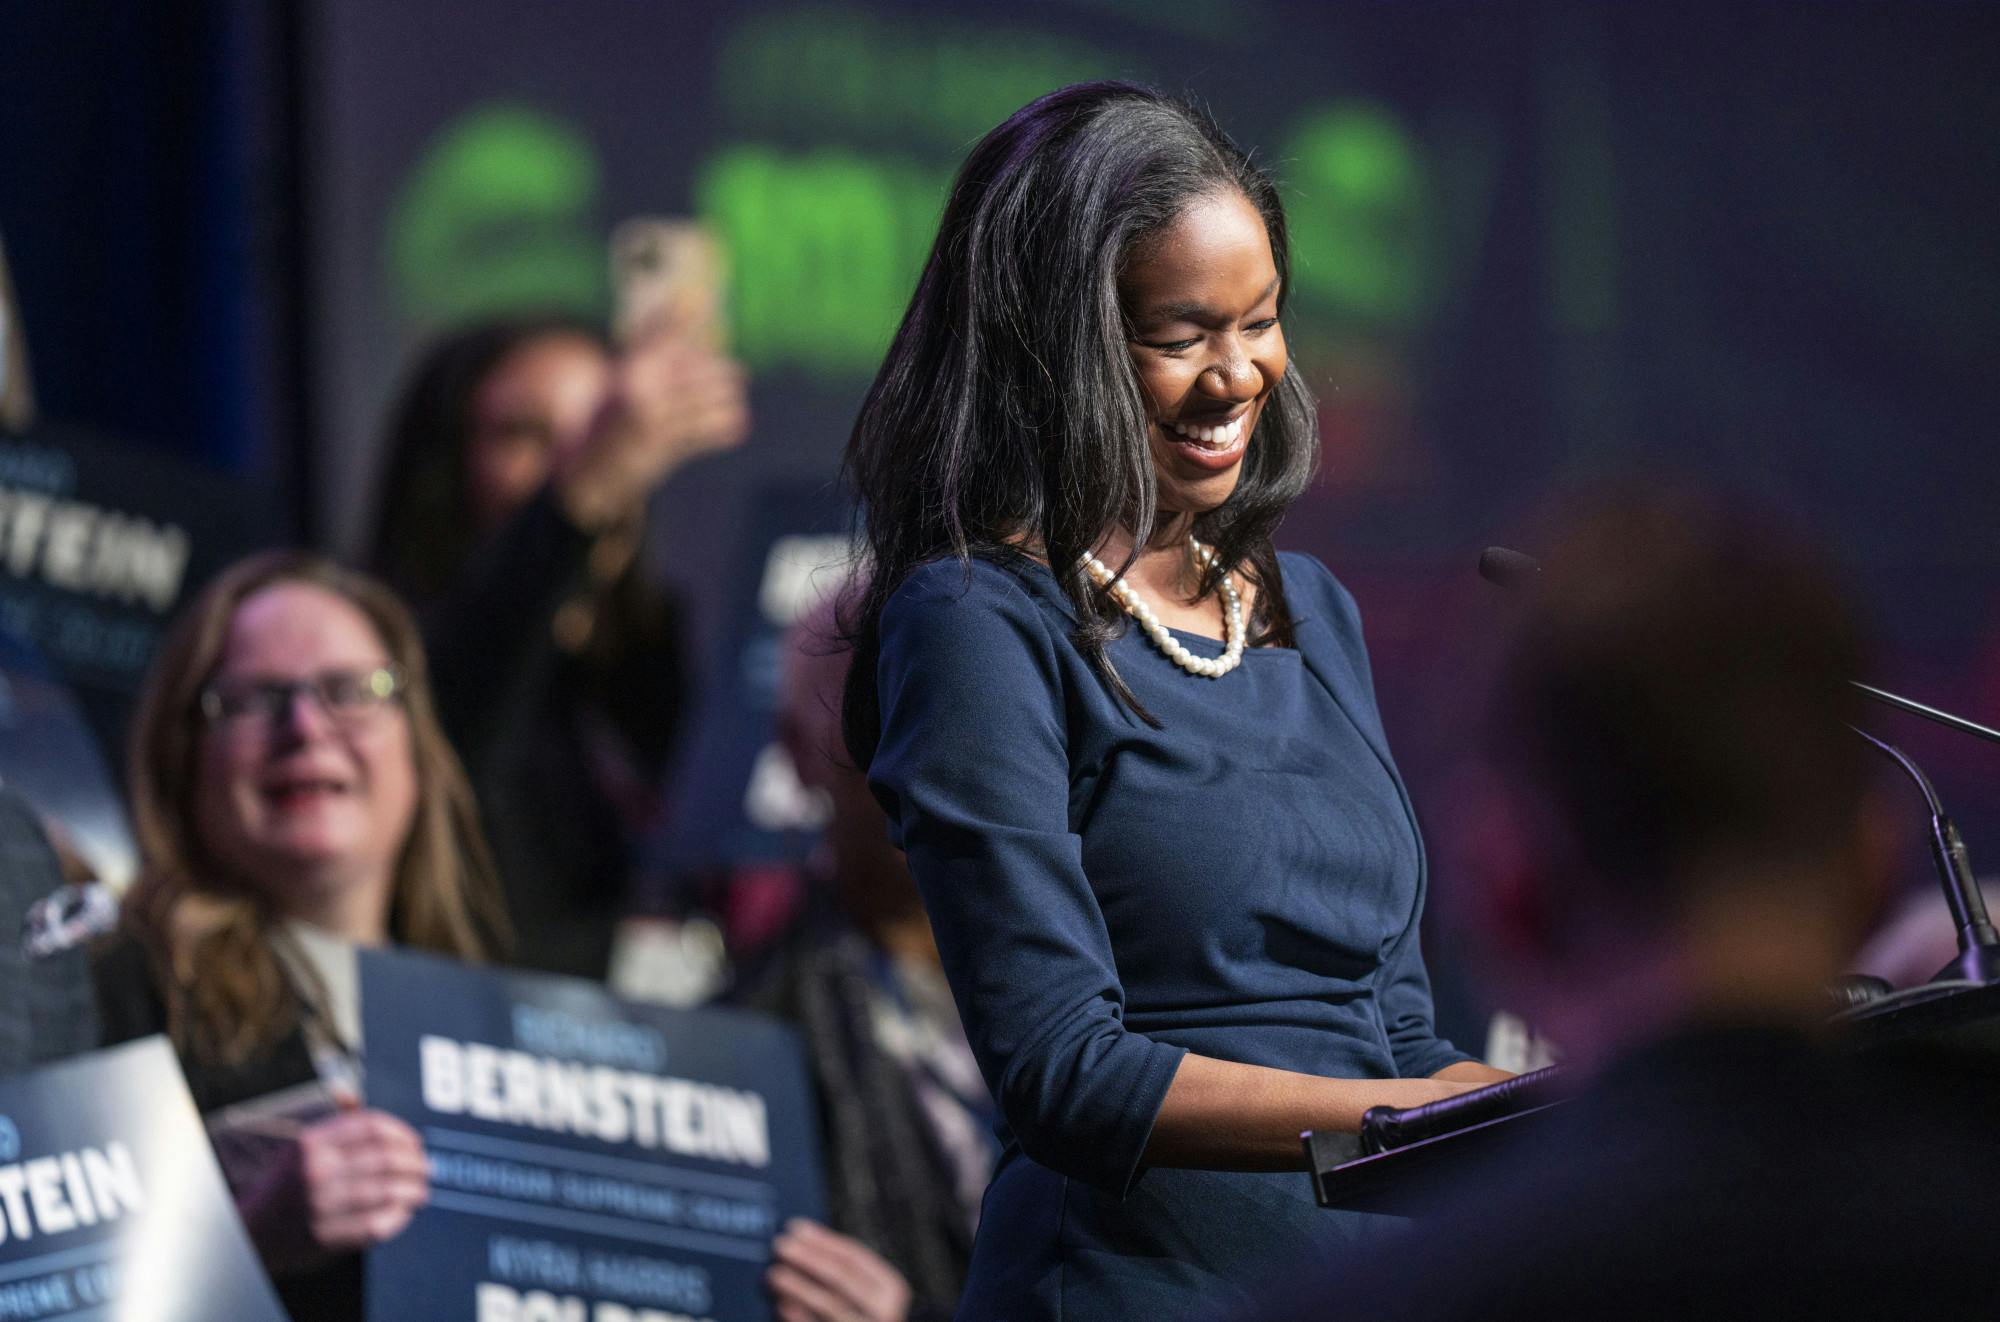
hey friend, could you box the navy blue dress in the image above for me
[870,550,1470,1318]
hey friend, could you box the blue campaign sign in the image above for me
[0,1036,288,1321]
[361,949,825,1322]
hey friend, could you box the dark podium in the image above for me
[1305,983,2000,1214]
[1304,1065,1567,1215]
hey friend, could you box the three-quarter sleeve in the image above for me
[869,560,1187,1197]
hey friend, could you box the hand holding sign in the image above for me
[240,1106,430,1274]
[766,1219,913,1322]
[303,1110,432,1253]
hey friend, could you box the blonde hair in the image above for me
[122,550,510,1065]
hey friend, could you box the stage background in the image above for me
[6,1,2000,1027]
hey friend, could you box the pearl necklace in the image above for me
[1081,535,1246,678]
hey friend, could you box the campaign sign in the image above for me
[0,1037,288,1321]
[0,425,282,765]
[362,950,825,1322]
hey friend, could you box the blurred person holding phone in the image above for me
[368,222,748,979]
[93,551,509,1322]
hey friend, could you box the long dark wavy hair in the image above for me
[842,81,1319,765]
[368,312,608,602]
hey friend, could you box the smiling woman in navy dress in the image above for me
[836,82,1510,1319]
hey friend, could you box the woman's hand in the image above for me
[1141,1053,1504,1170]
[556,330,751,530]
[767,1218,914,1322]
[240,1108,430,1275]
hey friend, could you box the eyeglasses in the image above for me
[198,666,404,729]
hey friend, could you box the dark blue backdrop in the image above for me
[5,1,1999,1036]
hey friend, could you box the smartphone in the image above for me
[0,233,34,431]
[609,217,727,348]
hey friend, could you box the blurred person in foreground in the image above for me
[1254,488,2000,1320]
[93,550,509,1322]
[739,593,996,1322]
[368,312,747,978]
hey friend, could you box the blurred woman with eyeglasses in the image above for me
[92,549,508,1322]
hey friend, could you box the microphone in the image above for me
[1850,682,2000,748]
[1477,546,1541,591]
[1849,727,2000,986]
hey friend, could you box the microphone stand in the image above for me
[1849,726,2000,986]
[1848,682,2000,984]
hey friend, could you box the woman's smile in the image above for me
[1155,406,1253,471]
[1121,189,1287,513]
